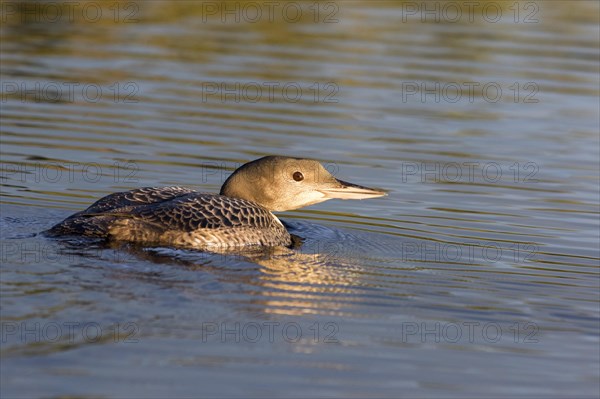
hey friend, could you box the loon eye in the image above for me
[293,171,304,182]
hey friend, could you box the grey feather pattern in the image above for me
[77,186,196,214]
[46,187,291,249]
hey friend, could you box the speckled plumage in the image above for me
[46,186,291,249]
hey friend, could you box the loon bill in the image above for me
[45,156,386,250]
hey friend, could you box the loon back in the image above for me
[45,187,291,249]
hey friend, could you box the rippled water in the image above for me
[1,1,599,397]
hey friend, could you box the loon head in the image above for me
[220,156,386,211]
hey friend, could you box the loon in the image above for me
[45,156,385,250]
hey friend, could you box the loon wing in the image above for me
[129,193,281,231]
[45,186,198,236]
[77,186,197,214]
[46,187,290,248]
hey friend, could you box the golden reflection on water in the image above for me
[255,252,364,316]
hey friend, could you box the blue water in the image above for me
[1,1,599,398]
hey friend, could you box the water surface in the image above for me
[1,1,599,398]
